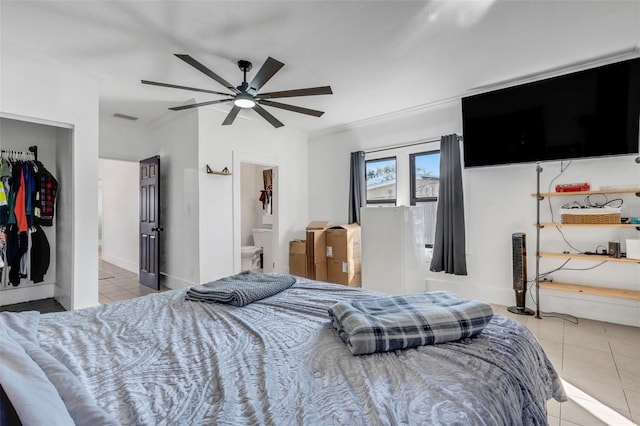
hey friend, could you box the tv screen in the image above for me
[462,57,640,168]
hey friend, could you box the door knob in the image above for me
[151,227,164,232]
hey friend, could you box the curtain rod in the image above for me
[364,135,462,155]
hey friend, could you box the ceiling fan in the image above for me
[142,54,333,128]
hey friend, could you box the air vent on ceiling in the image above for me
[113,113,138,121]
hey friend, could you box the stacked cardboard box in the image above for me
[305,221,329,281]
[289,240,307,277]
[325,224,361,287]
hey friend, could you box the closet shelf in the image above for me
[206,165,232,176]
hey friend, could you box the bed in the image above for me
[1,276,566,425]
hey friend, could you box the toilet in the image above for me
[241,246,261,271]
[241,228,272,271]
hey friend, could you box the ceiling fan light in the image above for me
[234,94,256,109]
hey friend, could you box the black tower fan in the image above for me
[508,232,534,315]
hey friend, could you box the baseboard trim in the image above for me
[160,273,197,290]
[0,283,55,306]
[100,254,137,274]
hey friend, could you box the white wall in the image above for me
[99,118,156,279]
[461,155,639,326]
[309,102,640,326]
[197,108,308,282]
[99,112,203,290]
[307,1,640,326]
[309,103,459,224]
[4,1,637,320]
[1,41,101,309]
[148,112,201,289]
[99,158,139,273]
[54,127,74,309]
[97,108,308,288]
[103,112,204,291]
[100,116,153,161]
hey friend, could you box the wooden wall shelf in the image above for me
[206,165,232,176]
[538,222,640,229]
[539,251,640,264]
[539,281,640,300]
[532,173,639,316]
[532,188,640,198]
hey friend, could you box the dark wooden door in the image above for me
[139,156,161,289]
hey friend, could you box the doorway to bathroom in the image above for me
[239,162,276,272]
[98,158,139,275]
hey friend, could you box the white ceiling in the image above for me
[1,1,638,134]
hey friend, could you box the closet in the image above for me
[0,117,73,309]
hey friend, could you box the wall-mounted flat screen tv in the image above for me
[462,57,640,168]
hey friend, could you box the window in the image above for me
[365,157,397,205]
[410,151,440,247]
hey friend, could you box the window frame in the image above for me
[365,156,397,205]
[409,150,440,247]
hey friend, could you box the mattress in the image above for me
[0,277,566,425]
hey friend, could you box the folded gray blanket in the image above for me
[185,271,296,306]
[328,291,494,355]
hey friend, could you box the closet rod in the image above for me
[29,145,38,162]
[0,145,38,161]
[365,135,463,154]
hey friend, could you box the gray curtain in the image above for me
[348,151,366,224]
[430,134,467,275]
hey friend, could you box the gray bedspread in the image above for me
[0,278,566,425]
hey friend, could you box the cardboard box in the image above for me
[289,240,307,277]
[306,221,330,263]
[306,260,327,281]
[327,258,361,287]
[307,221,331,230]
[325,224,361,260]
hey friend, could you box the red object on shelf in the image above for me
[555,182,591,192]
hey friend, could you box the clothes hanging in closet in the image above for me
[0,162,7,221]
[34,160,59,226]
[0,156,56,287]
[30,224,50,283]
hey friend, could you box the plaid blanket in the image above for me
[328,291,494,355]
[186,271,296,306]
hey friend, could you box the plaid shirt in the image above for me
[34,162,58,227]
[328,291,494,355]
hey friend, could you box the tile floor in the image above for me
[492,304,639,426]
[2,261,638,425]
[98,258,168,303]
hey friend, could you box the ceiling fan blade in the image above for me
[141,80,232,96]
[260,100,324,117]
[222,105,241,126]
[175,54,240,94]
[259,86,333,99]
[253,104,284,128]
[169,99,233,111]
[248,57,285,94]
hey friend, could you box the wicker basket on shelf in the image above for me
[560,208,621,224]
